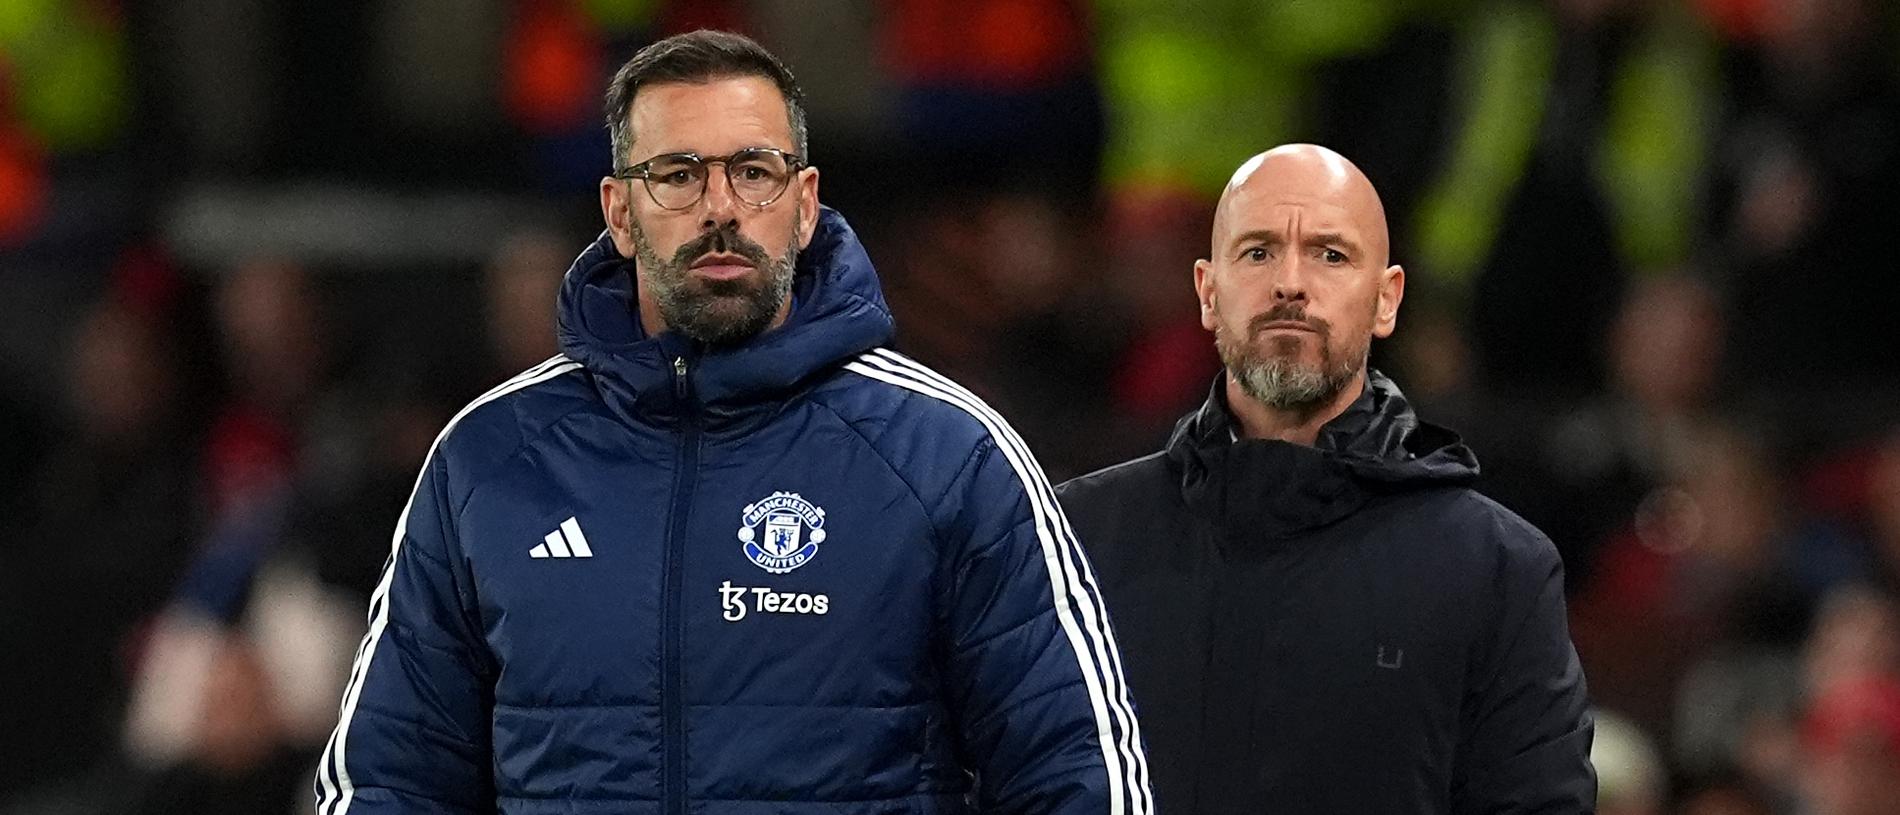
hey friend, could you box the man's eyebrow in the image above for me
[1229,229,1365,256]
[1228,229,1283,250]
[1304,232,1363,255]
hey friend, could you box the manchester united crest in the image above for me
[737,491,826,574]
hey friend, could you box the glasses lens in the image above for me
[644,155,707,210]
[727,150,793,206]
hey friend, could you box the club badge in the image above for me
[738,491,826,574]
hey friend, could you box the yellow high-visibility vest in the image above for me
[1412,2,1717,299]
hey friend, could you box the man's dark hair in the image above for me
[603,30,808,174]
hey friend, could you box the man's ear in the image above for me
[1194,258,1218,333]
[1373,264,1405,338]
[794,166,820,250]
[600,177,636,258]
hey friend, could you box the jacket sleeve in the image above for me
[314,452,496,815]
[1454,520,1597,814]
[936,438,1153,815]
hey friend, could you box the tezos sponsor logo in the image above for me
[719,580,829,622]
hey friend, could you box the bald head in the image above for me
[1193,144,1406,428]
[1211,144,1390,268]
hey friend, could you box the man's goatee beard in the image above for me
[633,215,799,346]
[1225,354,1360,410]
[1215,308,1364,411]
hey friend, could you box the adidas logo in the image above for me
[530,517,594,559]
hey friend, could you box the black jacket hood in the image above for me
[1167,369,1480,540]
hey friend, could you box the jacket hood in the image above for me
[556,206,894,424]
[1166,369,1479,541]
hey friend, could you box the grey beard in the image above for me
[632,216,799,346]
[1228,355,1358,410]
[1216,323,1363,411]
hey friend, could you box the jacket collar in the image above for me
[555,206,894,427]
[1166,369,1480,543]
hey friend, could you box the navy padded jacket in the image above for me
[314,209,1152,815]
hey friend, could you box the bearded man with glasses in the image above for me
[315,29,1151,815]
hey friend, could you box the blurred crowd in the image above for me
[3,1,1900,813]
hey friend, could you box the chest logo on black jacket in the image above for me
[738,491,827,574]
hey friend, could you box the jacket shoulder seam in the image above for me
[450,402,596,523]
[803,390,951,551]
[437,365,594,521]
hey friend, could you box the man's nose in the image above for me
[1271,255,1310,302]
[699,166,740,228]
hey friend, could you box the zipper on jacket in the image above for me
[662,355,697,815]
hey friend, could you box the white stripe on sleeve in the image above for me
[844,350,1154,815]
[316,355,581,815]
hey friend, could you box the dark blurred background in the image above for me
[3,1,1900,813]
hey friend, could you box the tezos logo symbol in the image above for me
[720,581,829,622]
[738,491,826,574]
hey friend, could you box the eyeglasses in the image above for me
[614,147,806,211]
